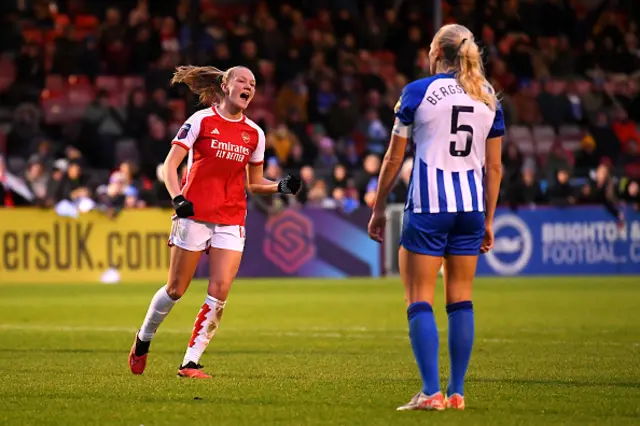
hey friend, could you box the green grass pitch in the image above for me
[0,277,639,425]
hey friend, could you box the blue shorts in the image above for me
[400,210,485,256]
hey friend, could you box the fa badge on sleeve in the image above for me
[177,123,192,139]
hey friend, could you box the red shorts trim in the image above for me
[172,141,190,151]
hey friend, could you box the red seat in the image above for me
[41,96,71,124]
[121,76,145,92]
[96,76,121,94]
[0,56,16,92]
[74,14,99,30]
[45,75,66,91]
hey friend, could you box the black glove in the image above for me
[277,174,302,195]
[172,195,195,218]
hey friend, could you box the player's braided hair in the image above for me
[433,24,498,111]
[171,65,230,105]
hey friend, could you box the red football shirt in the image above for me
[171,106,265,226]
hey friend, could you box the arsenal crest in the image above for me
[241,132,250,143]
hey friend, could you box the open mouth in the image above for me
[240,92,250,101]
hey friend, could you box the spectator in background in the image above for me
[51,26,82,76]
[620,140,640,180]
[15,42,45,92]
[590,111,621,164]
[573,134,600,178]
[544,141,573,183]
[611,108,640,153]
[581,79,614,124]
[511,80,542,125]
[581,162,623,223]
[267,124,298,165]
[502,142,524,194]
[549,35,575,78]
[297,165,316,206]
[126,88,149,140]
[6,103,42,164]
[537,79,572,130]
[275,74,308,123]
[147,88,172,123]
[81,90,125,169]
[314,136,339,171]
[282,143,305,171]
[311,78,337,122]
[140,115,170,180]
[355,154,380,203]
[330,163,349,192]
[389,157,413,204]
[144,164,172,208]
[506,165,546,209]
[58,159,94,206]
[326,96,358,140]
[547,168,576,207]
[360,108,389,156]
[24,155,49,207]
[620,180,640,211]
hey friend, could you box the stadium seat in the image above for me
[45,75,65,91]
[373,50,396,65]
[509,126,535,156]
[0,56,16,92]
[96,76,121,94]
[122,76,145,93]
[22,28,44,44]
[559,124,582,140]
[536,138,554,155]
[563,139,582,152]
[74,15,99,30]
[41,96,71,124]
[532,125,556,143]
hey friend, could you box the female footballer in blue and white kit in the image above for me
[368,24,504,411]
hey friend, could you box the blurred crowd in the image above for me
[0,0,639,217]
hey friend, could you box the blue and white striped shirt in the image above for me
[394,73,505,213]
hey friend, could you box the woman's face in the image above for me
[334,165,346,181]
[224,67,256,111]
[596,165,609,183]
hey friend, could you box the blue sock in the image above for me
[446,301,474,397]
[407,302,440,396]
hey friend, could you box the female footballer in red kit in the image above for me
[128,65,301,378]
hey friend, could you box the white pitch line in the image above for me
[0,324,638,348]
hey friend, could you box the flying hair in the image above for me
[432,24,498,111]
[171,65,244,105]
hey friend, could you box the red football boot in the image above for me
[128,332,150,375]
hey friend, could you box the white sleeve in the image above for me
[249,126,266,165]
[392,117,412,138]
[172,112,202,151]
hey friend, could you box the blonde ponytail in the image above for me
[432,24,498,111]
[171,65,227,105]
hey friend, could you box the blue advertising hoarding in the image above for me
[477,206,640,276]
[195,207,382,278]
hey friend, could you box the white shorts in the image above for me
[169,217,246,253]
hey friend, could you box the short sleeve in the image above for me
[395,80,428,126]
[249,126,266,165]
[488,101,505,138]
[172,112,203,151]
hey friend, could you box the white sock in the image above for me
[182,295,226,366]
[139,287,178,341]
